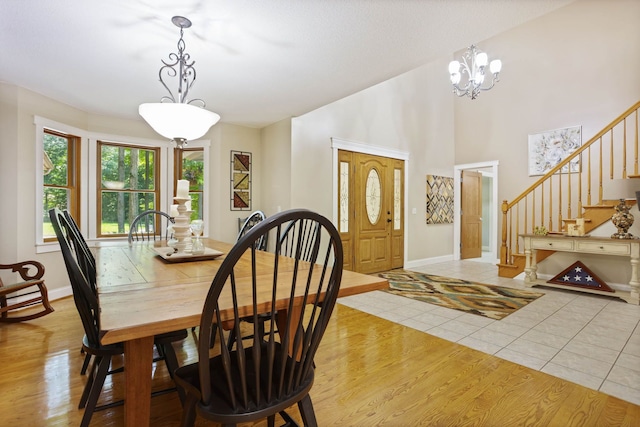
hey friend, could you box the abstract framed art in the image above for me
[230,150,252,211]
[528,125,582,176]
[426,174,454,224]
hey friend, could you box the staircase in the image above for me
[498,100,640,278]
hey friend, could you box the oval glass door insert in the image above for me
[365,168,381,224]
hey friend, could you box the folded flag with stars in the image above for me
[547,260,613,292]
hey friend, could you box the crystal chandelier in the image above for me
[448,45,502,100]
[139,16,220,148]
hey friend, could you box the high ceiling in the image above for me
[0,0,575,128]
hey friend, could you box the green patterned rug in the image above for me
[378,269,544,320]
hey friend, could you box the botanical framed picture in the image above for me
[528,125,582,176]
[230,150,252,211]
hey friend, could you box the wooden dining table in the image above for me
[94,238,388,427]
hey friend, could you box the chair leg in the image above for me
[180,392,199,427]
[297,394,318,427]
[80,355,111,427]
[80,353,92,375]
[79,356,99,409]
[158,341,187,403]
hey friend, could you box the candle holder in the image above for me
[172,196,193,253]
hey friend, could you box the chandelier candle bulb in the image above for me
[176,179,190,198]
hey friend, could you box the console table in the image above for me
[521,234,640,305]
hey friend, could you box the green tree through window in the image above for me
[98,141,159,236]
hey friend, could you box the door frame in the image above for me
[331,137,409,267]
[453,160,499,262]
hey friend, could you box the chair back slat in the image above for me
[195,209,343,417]
[128,210,174,244]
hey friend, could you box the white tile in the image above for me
[622,340,640,357]
[455,312,496,327]
[413,312,451,327]
[550,350,612,379]
[521,329,571,349]
[606,365,640,390]
[468,328,517,347]
[429,306,465,319]
[531,322,582,339]
[541,362,604,390]
[599,381,640,405]
[563,340,620,365]
[572,329,628,352]
[495,348,548,370]
[437,319,483,336]
[458,336,502,355]
[427,326,467,342]
[615,352,640,372]
[505,338,560,361]
[399,318,433,333]
[483,321,529,338]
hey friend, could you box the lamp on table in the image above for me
[604,178,640,239]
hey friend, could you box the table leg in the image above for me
[277,305,302,357]
[123,336,154,427]
[629,253,640,305]
[524,247,538,285]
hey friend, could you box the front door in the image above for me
[338,150,404,273]
[461,170,482,259]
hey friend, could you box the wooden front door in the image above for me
[338,150,404,273]
[461,170,482,259]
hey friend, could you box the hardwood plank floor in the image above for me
[1,296,638,426]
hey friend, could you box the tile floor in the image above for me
[338,256,640,406]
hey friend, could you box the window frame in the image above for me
[35,116,210,252]
[42,128,82,243]
[96,140,161,238]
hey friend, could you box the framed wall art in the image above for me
[230,150,252,211]
[528,125,582,176]
[426,174,454,224]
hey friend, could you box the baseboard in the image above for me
[405,254,454,269]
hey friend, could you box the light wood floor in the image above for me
[1,296,639,426]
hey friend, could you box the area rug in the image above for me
[378,269,544,320]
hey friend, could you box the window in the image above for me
[35,116,210,250]
[98,141,160,237]
[42,129,80,241]
[175,148,204,221]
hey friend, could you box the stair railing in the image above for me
[500,100,640,267]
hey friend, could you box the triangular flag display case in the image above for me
[547,260,614,292]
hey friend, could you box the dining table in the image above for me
[94,238,388,427]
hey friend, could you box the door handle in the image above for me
[387,218,392,223]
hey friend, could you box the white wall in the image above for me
[0,84,261,294]
[290,56,456,263]
[260,118,292,217]
[454,0,640,205]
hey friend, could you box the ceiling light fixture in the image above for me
[139,16,220,148]
[448,44,502,100]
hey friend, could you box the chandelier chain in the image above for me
[157,20,205,108]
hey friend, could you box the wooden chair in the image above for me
[128,209,174,244]
[174,209,344,427]
[237,210,268,250]
[225,210,269,347]
[0,260,54,322]
[49,207,187,427]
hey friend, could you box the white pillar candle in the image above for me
[170,204,179,217]
[176,179,190,198]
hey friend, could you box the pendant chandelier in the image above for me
[139,16,220,148]
[448,44,502,100]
